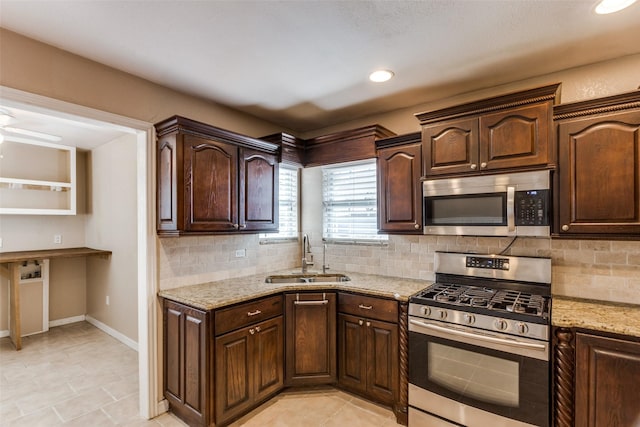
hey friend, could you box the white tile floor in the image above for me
[0,322,402,427]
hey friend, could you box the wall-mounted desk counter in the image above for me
[0,247,111,350]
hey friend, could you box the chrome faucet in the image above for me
[301,234,314,273]
[322,244,329,273]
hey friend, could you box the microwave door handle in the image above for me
[507,186,515,232]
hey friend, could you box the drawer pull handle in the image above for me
[247,309,262,316]
[294,300,329,306]
[358,304,373,310]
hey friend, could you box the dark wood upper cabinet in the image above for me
[155,116,279,236]
[305,125,396,167]
[376,133,422,233]
[260,132,305,167]
[554,90,640,238]
[417,84,560,177]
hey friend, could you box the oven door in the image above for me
[409,317,549,427]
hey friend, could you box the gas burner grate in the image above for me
[415,282,548,318]
[489,290,545,316]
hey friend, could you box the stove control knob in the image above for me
[463,313,475,325]
[437,309,447,320]
[421,306,431,317]
[517,322,529,335]
[495,319,508,331]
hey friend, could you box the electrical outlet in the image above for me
[54,234,62,244]
[106,296,110,306]
[235,249,246,258]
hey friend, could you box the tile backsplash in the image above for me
[159,234,640,306]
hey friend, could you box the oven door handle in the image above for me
[409,319,547,351]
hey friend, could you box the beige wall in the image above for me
[84,133,139,341]
[301,54,640,138]
[0,28,286,138]
[49,258,87,321]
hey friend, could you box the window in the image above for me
[260,165,298,240]
[322,159,387,242]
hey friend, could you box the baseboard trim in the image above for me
[157,399,169,415]
[0,330,8,338]
[49,315,86,328]
[85,315,138,352]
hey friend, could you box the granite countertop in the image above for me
[552,296,640,338]
[158,270,430,311]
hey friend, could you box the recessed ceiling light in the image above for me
[594,0,636,14]
[369,70,394,83]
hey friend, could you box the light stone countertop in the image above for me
[552,296,640,338]
[158,270,431,311]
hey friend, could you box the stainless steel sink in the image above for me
[264,273,351,284]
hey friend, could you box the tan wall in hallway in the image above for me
[84,134,139,341]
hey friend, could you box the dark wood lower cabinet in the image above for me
[164,292,407,427]
[163,299,211,427]
[338,313,398,405]
[285,292,337,385]
[215,315,284,425]
[554,327,640,427]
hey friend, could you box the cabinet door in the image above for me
[422,117,479,176]
[377,143,422,233]
[215,327,253,424]
[575,333,640,427]
[365,318,398,405]
[338,313,367,393]
[184,134,239,232]
[285,293,337,386]
[253,316,284,402]
[157,134,179,232]
[163,300,209,427]
[479,103,551,171]
[557,110,640,236]
[240,149,279,232]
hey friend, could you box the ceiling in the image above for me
[1,0,640,133]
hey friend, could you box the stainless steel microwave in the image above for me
[423,170,550,237]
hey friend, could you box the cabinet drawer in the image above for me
[214,295,283,336]
[338,293,397,323]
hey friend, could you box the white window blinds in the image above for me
[322,160,387,242]
[261,165,298,240]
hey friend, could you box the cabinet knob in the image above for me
[470,164,477,170]
[249,328,255,335]
[255,326,261,333]
[233,223,239,229]
[562,225,569,231]
[366,321,371,327]
[358,320,364,326]
[414,224,420,229]
[480,162,487,169]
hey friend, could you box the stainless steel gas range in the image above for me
[408,251,551,427]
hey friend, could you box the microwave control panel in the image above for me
[515,189,549,226]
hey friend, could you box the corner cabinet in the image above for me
[155,116,279,236]
[416,84,560,177]
[554,90,640,238]
[284,292,337,386]
[376,133,423,234]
